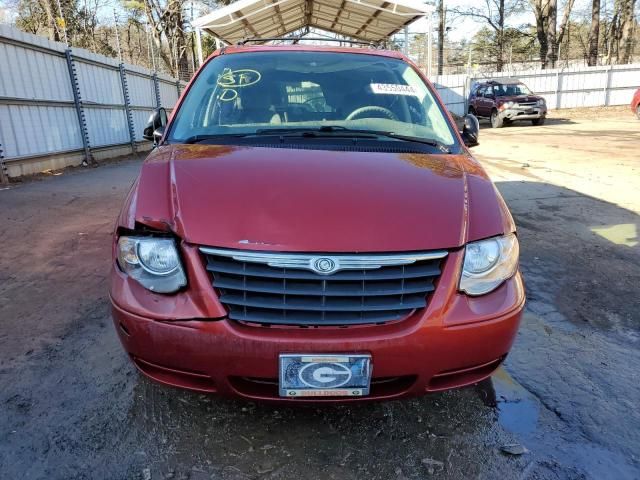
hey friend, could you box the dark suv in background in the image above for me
[469,78,547,128]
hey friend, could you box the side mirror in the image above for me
[143,107,168,144]
[462,114,479,147]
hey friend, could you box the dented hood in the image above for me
[129,145,513,252]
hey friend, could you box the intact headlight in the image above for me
[503,101,515,109]
[459,234,519,296]
[537,99,545,106]
[117,236,187,293]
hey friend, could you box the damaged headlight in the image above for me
[459,234,519,296]
[117,236,187,293]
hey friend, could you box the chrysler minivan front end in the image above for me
[110,45,524,402]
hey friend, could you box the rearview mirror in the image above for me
[143,107,168,144]
[462,114,479,147]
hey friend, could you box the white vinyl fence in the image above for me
[0,24,186,181]
[431,64,640,117]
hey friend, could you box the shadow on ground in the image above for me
[477,116,576,129]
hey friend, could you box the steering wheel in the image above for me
[346,105,398,121]
[303,97,325,112]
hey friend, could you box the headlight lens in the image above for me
[117,236,186,293]
[137,240,180,274]
[537,99,545,106]
[503,101,515,109]
[459,234,519,296]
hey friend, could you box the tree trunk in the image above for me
[607,0,635,64]
[619,0,636,64]
[545,0,557,68]
[38,0,59,42]
[556,0,576,65]
[496,0,505,72]
[533,3,549,68]
[587,0,600,66]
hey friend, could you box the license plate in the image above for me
[279,354,372,397]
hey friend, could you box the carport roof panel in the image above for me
[192,0,433,44]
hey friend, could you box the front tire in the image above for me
[532,116,546,126]
[490,110,504,128]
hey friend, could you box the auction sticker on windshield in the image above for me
[279,354,372,397]
[371,83,418,96]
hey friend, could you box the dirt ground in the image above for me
[1,107,639,480]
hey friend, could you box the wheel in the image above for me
[468,106,477,116]
[532,116,546,126]
[490,110,503,128]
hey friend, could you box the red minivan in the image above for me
[110,45,524,402]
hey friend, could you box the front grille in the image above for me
[517,102,537,107]
[200,247,447,327]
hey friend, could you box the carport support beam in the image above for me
[195,28,204,67]
[403,27,408,55]
[427,13,433,77]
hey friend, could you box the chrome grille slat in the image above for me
[200,247,446,327]
[230,308,412,326]
[206,259,441,280]
[212,274,435,296]
[219,292,428,311]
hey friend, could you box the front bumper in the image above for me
[110,247,525,402]
[500,106,546,121]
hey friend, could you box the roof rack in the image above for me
[237,37,379,47]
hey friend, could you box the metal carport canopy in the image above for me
[192,0,432,46]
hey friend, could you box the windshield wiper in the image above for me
[253,126,377,137]
[256,127,450,151]
[182,133,249,144]
[181,129,371,144]
[376,132,451,153]
[183,128,450,152]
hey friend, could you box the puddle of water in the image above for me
[479,367,540,436]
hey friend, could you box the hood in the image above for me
[130,145,513,252]
[498,94,542,103]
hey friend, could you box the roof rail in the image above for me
[237,37,379,48]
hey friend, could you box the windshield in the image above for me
[168,51,457,147]
[494,83,532,97]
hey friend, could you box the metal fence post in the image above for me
[0,142,8,185]
[603,65,613,106]
[64,49,95,166]
[152,73,162,108]
[555,69,562,109]
[463,75,471,114]
[176,80,181,99]
[119,64,136,153]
